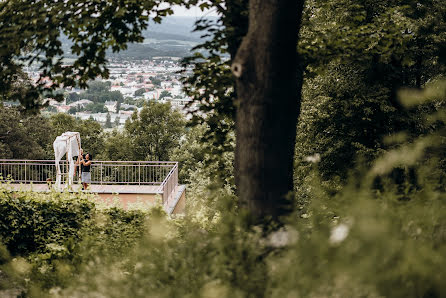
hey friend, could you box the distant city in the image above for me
[26,58,198,128]
[23,16,211,129]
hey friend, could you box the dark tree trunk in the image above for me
[415,54,423,88]
[232,0,305,222]
[222,0,249,59]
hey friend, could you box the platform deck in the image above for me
[3,183,161,194]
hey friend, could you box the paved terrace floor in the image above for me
[3,183,161,194]
[3,183,163,210]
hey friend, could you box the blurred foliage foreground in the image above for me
[0,84,445,297]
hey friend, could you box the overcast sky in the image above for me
[170,5,218,17]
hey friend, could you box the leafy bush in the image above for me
[0,187,151,293]
[31,177,444,298]
[0,189,95,256]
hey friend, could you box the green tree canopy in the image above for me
[85,103,108,113]
[159,90,172,100]
[86,81,111,94]
[114,116,120,127]
[150,77,162,87]
[105,113,112,128]
[294,0,446,194]
[134,88,146,97]
[125,101,185,161]
[102,130,132,161]
[0,105,54,159]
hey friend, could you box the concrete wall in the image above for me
[96,193,159,209]
[172,187,186,214]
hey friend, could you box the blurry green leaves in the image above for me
[1,177,443,297]
[0,0,182,109]
[371,80,446,176]
[298,0,445,73]
[371,135,434,176]
[399,79,446,108]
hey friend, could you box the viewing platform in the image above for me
[0,160,186,215]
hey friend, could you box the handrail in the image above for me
[0,159,181,210]
[0,159,176,164]
[158,162,178,205]
[157,163,178,192]
[0,160,179,186]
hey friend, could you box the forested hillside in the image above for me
[60,16,208,60]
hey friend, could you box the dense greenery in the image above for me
[0,106,106,160]
[80,81,124,104]
[134,88,146,97]
[107,101,185,161]
[0,0,446,297]
[65,81,124,110]
[0,187,152,295]
[0,190,95,256]
[0,107,53,159]
[0,101,186,162]
[295,0,446,192]
[158,90,172,100]
[1,99,445,295]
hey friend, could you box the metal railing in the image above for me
[158,162,178,206]
[0,159,178,188]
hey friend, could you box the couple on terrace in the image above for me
[75,149,92,190]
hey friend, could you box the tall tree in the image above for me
[114,116,120,127]
[158,90,172,100]
[105,113,112,128]
[294,0,446,190]
[0,105,54,159]
[125,102,185,161]
[231,0,305,221]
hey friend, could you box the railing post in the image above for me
[164,183,167,205]
[24,160,27,182]
[175,163,178,186]
[138,162,141,185]
[100,162,103,185]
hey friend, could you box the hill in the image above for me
[61,16,216,60]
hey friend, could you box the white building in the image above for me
[143,91,158,100]
[68,99,93,108]
[104,101,117,113]
[120,104,137,111]
[75,111,132,126]
[111,86,138,97]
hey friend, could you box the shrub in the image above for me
[0,189,95,256]
[0,186,151,293]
